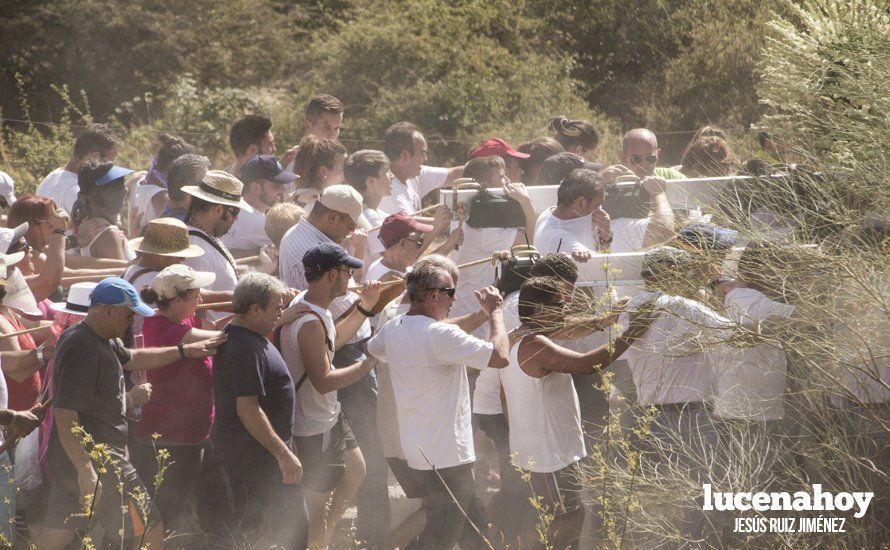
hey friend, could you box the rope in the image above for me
[345,253,504,291]
[60,272,127,285]
[0,324,51,339]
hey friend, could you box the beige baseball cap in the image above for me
[151,264,216,301]
[317,185,371,230]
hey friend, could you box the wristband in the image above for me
[356,304,374,318]
[177,343,186,359]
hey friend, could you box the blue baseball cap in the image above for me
[241,154,298,185]
[90,277,155,316]
[302,242,363,274]
[95,165,135,187]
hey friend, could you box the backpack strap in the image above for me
[188,229,237,273]
[273,309,334,396]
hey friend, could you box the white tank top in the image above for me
[280,295,340,437]
[500,339,586,473]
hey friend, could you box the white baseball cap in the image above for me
[151,264,216,301]
[0,171,16,206]
[317,185,371,230]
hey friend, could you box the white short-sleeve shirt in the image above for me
[363,206,387,270]
[451,225,517,319]
[279,217,370,341]
[184,226,238,324]
[378,166,449,216]
[367,314,493,469]
[221,203,272,252]
[36,168,79,214]
[534,208,597,257]
[713,287,795,420]
[618,290,732,406]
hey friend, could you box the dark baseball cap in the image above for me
[302,242,363,273]
[241,154,298,185]
[539,153,601,186]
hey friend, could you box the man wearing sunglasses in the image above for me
[589,128,680,252]
[367,259,509,550]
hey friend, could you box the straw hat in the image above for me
[50,282,97,316]
[128,218,205,258]
[181,170,249,209]
[1,267,40,316]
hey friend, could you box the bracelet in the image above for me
[356,304,374,318]
[177,343,186,359]
[52,229,67,236]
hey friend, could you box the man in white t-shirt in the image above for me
[379,122,464,217]
[618,246,731,541]
[223,154,295,257]
[181,170,249,326]
[344,150,394,273]
[534,168,612,261]
[367,258,509,549]
[280,243,380,549]
[36,124,121,214]
[378,122,464,254]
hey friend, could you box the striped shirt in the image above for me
[279,218,370,341]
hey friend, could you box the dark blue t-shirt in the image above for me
[211,324,295,466]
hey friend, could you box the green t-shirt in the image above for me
[654,166,686,180]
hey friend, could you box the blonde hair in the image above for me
[265,202,307,247]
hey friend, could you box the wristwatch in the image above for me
[35,346,47,367]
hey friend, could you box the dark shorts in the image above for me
[528,460,583,516]
[294,412,358,493]
[386,457,428,499]
[45,453,160,543]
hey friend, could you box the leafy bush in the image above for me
[287,0,619,164]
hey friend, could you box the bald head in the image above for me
[623,128,658,152]
[620,128,660,177]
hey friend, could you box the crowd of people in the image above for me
[0,92,884,549]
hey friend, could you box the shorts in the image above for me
[527,460,583,516]
[45,453,160,544]
[294,412,358,493]
[386,457,428,499]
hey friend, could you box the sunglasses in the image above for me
[7,240,30,255]
[631,154,658,165]
[224,206,240,218]
[404,238,424,249]
[426,286,456,298]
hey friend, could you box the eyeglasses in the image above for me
[404,238,424,249]
[631,154,658,165]
[336,267,355,277]
[224,206,240,218]
[426,287,456,298]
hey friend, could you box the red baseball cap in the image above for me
[378,212,434,248]
[470,138,530,159]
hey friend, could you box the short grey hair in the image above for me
[406,261,452,302]
[413,255,458,282]
[233,272,286,314]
